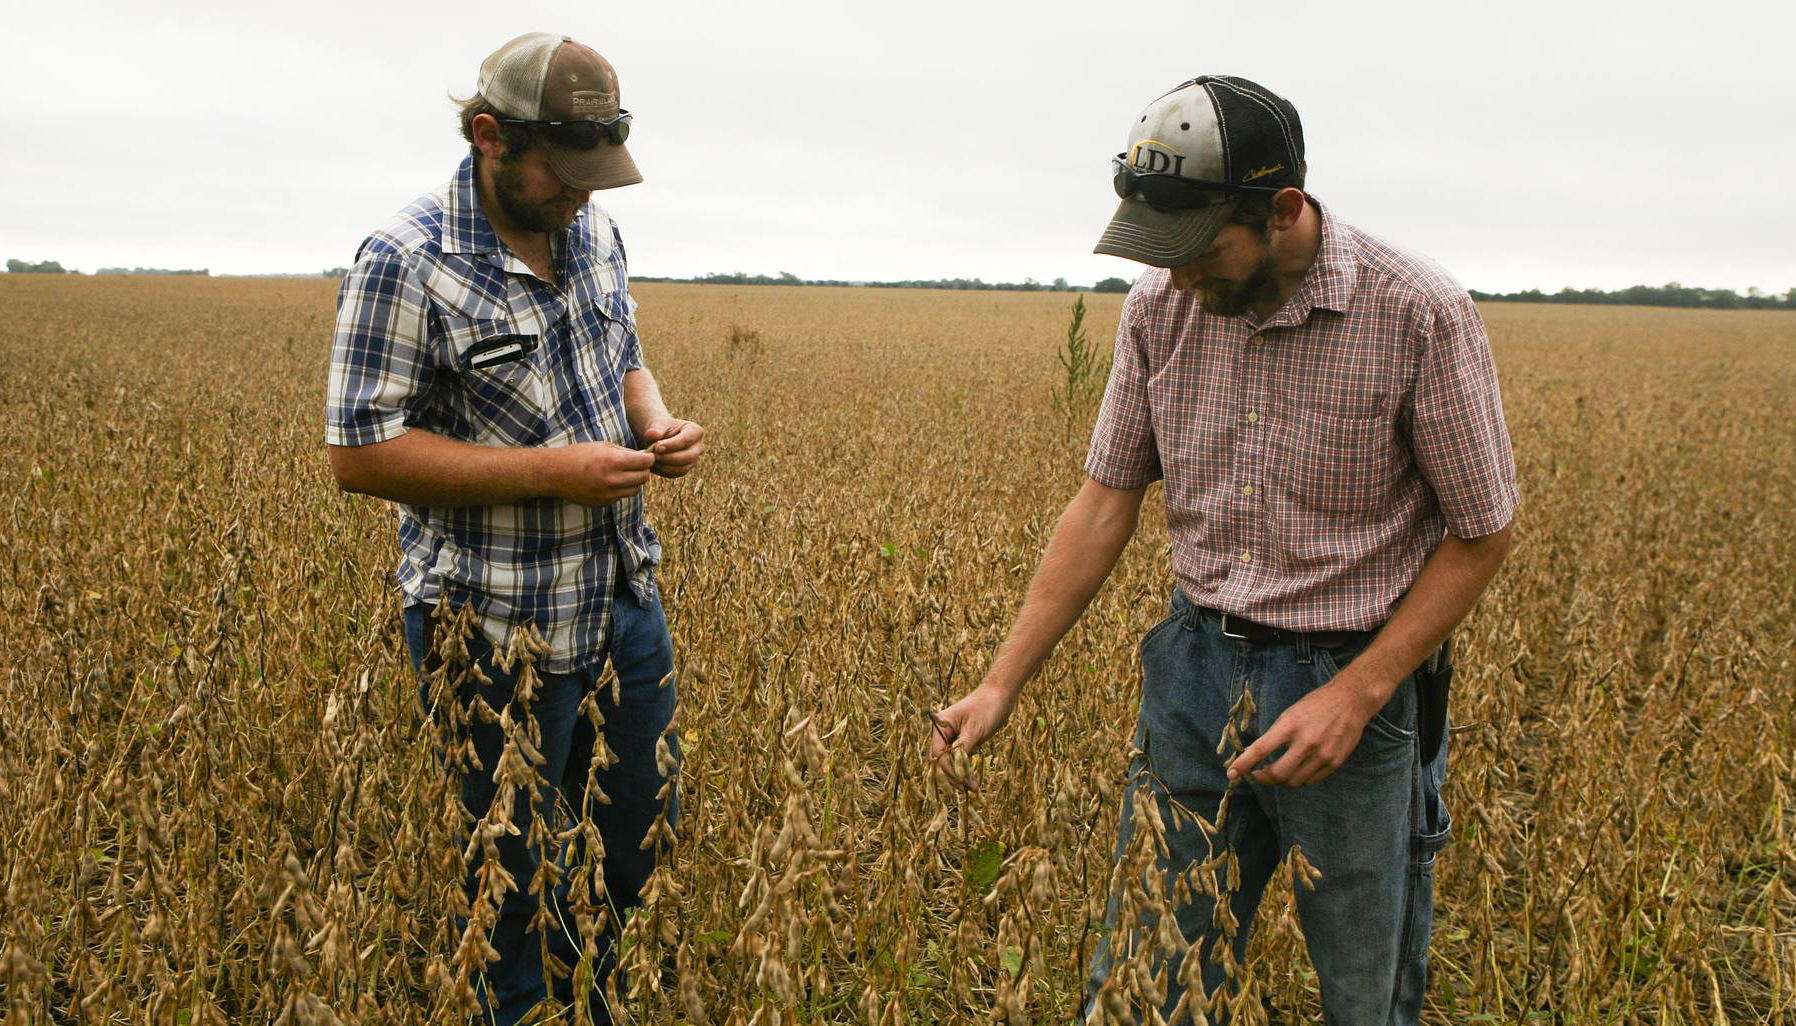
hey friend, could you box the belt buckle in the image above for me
[1219,613,1249,641]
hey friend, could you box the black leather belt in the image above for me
[1196,605,1375,650]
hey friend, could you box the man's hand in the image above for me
[1226,664,1393,789]
[639,417,706,478]
[920,479,1147,793]
[929,684,1018,791]
[543,442,657,506]
[1227,523,1513,789]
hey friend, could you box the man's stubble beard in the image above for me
[492,152,568,234]
[1196,250,1280,317]
[1192,222,1280,316]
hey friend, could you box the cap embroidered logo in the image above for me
[571,91,618,116]
[1129,141,1187,176]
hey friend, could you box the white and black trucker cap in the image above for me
[1094,76,1306,267]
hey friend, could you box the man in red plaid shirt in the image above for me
[930,76,1516,1024]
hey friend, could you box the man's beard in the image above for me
[1196,251,1280,316]
[491,153,572,233]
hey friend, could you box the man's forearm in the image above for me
[1336,522,1515,711]
[623,368,670,439]
[328,429,552,507]
[983,480,1147,699]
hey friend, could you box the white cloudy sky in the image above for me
[5,0,1793,293]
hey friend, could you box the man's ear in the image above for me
[1270,187,1307,232]
[470,113,508,162]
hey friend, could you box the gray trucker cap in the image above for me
[478,32,642,190]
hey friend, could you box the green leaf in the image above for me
[964,837,1005,894]
[692,929,733,945]
[1000,947,1024,974]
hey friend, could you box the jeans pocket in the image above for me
[1400,858,1436,963]
[1403,735,1452,962]
[1316,645,1416,744]
[1138,591,1193,654]
[1416,744,1453,860]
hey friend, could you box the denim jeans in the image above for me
[1083,589,1451,1025]
[403,581,680,1026]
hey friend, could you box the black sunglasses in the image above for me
[1112,154,1281,212]
[500,111,632,150]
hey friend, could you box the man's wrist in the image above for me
[1327,661,1397,721]
[979,672,1025,704]
[529,446,562,500]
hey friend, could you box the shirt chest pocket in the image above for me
[582,281,638,351]
[439,315,553,446]
[568,289,639,401]
[1275,391,1405,515]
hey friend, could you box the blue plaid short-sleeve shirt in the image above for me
[326,156,659,672]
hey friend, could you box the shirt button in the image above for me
[1246,411,1260,424]
[1242,484,1254,496]
[1240,551,1253,564]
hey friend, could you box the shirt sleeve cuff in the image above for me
[1444,498,1517,539]
[1085,455,1161,490]
[325,414,410,448]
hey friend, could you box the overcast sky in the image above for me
[5,0,1793,293]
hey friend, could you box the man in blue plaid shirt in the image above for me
[325,33,703,1026]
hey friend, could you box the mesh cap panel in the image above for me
[478,32,563,119]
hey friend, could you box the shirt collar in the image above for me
[441,156,500,257]
[563,204,593,276]
[1288,196,1359,317]
[441,154,596,277]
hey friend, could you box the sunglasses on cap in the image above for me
[499,111,632,149]
[1112,154,1281,212]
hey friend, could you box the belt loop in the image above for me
[1182,601,1198,631]
[1295,633,1314,665]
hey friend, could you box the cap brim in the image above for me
[1093,197,1235,268]
[546,142,643,191]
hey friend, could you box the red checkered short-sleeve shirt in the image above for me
[1087,199,1518,632]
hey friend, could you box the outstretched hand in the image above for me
[928,684,1016,791]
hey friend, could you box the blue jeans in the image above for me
[404,582,680,1026]
[1083,589,1451,1025]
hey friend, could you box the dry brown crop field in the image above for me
[1,275,1792,1025]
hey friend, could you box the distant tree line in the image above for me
[630,273,1792,308]
[9,256,1787,312]
[6,259,71,274]
[633,270,1138,293]
[6,259,209,276]
[1470,283,1796,310]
